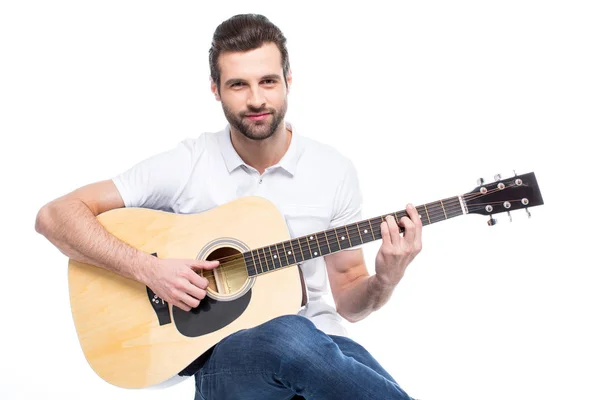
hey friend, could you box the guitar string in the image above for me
[200,200,501,280]
[202,202,465,276]
[201,188,526,279]
[197,184,528,279]
[203,186,516,271]
[199,190,486,267]
[203,183,521,266]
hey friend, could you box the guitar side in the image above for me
[68,196,303,389]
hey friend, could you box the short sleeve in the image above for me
[329,159,363,230]
[112,139,197,211]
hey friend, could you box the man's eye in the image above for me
[263,79,276,84]
[231,82,245,87]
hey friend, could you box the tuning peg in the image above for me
[477,178,484,186]
[494,174,502,182]
[525,208,531,218]
[513,169,517,177]
[507,211,512,222]
[487,216,497,226]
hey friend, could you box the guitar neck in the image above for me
[244,195,466,277]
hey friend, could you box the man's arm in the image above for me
[35,180,215,311]
[325,248,395,323]
[35,180,146,278]
[325,205,422,323]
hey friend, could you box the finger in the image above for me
[404,204,421,246]
[405,203,422,228]
[386,215,401,246]
[173,301,191,312]
[190,260,220,270]
[179,292,201,309]
[185,281,207,301]
[186,269,209,290]
[408,204,423,250]
[380,218,392,247]
[400,217,415,245]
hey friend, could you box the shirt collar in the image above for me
[218,121,302,176]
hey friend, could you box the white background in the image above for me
[1,1,599,399]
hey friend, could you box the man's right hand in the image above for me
[142,258,220,311]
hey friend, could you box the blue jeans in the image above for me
[193,315,414,399]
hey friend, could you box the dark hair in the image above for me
[209,14,290,90]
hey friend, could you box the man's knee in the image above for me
[247,315,324,368]
[262,315,316,337]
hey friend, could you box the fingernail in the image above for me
[407,203,414,209]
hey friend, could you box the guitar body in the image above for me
[68,196,303,389]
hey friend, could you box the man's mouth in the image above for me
[245,113,271,121]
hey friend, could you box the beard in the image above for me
[221,97,287,141]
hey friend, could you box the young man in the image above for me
[35,13,422,400]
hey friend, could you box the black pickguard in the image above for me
[173,290,252,337]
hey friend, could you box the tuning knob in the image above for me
[487,216,497,226]
[477,178,484,186]
[507,211,512,222]
[494,174,502,182]
[526,208,531,218]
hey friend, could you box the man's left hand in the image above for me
[375,203,423,287]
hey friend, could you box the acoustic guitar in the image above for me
[67,172,544,389]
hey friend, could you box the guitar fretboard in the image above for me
[243,196,465,276]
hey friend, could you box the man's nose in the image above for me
[247,85,266,109]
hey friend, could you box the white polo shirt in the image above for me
[112,121,363,337]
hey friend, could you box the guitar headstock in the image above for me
[463,172,544,225]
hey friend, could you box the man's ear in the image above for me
[210,78,221,101]
[286,68,293,94]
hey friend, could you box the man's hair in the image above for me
[209,14,290,90]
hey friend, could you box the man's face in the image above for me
[212,42,291,141]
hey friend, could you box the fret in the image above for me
[427,202,445,223]
[332,228,342,251]
[251,249,263,274]
[243,253,255,275]
[297,237,309,261]
[271,244,283,269]
[360,221,376,242]
[449,197,462,218]
[440,200,448,219]
[286,240,298,265]
[368,218,381,240]
[356,223,364,243]
[278,242,288,264]
[320,231,332,255]
[345,223,360,246]
[306,234,320,258]
[342,226,353,249]
[327,229,341,253]
[314,232,328,255]
[266,246,277,270]
[422,204,432,224]
[282,241,291,266]
[415,206,425,226]
[335,227,349,250]
[344,225,353,247]
[261,248,271,271]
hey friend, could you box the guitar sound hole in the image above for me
[202,246,249,297]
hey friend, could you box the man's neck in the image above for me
[230,123,292,175]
